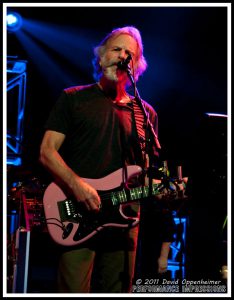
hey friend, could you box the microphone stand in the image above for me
[125,65,162,280]
[125,65,161,193]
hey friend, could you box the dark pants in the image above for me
[57,226,138,293]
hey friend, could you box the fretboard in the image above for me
[110,184,161,206]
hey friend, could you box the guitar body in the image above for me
[43,165,142,246]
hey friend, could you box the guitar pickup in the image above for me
[57,199,82,223]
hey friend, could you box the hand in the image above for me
[72,178,101,212]
[158,256,168,274]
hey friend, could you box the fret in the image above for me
[153,184,160,195]
[130,189,137,200]
[118,190,127,203]
[111,183,161,206]
[134,187,139,199]
[136,187,142,199]
[143,186,148,197]
[111,192,118,205]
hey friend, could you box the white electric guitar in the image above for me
[43,165,181,247]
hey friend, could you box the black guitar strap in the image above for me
[132,97,148,171]
[116,99,145,186]
[117,97,150,186]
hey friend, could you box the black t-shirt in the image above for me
[45,83,158,180]
[44,83,175,243]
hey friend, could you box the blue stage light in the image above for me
[7,12,23,32]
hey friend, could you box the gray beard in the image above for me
[103,66,118,82]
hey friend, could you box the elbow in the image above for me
[39,131,64,169]
[39,144,49,167]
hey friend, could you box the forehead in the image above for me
[106,34,138,52]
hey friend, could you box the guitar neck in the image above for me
[109,184,161,206]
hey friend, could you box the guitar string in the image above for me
[99,183,162,203]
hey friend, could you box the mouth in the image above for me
[106,62,117,68]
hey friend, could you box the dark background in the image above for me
[6,5,228,180]
[6,4,229,289]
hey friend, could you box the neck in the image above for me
[98,78,130,103]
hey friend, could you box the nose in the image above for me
[119,50,127,60]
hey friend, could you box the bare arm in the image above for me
[158,242,171,273]
[39,130,100,211]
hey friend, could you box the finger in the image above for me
[88,198,100,211]
[158,268,167,274]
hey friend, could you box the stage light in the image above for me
[7,12,23,32]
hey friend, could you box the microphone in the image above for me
[117,54,132,70]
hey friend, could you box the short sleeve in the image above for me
[44,90,73,134]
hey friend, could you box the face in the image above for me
[99,34,138,83]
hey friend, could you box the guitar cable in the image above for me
[45,217,65,230]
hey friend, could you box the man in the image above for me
[40,26,173,293]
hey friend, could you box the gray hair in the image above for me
[92,26,147,81]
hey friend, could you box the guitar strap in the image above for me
[132,97,148,171]
[117,98,150,186]
[132,97,160,186]
[117,99,146,186]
